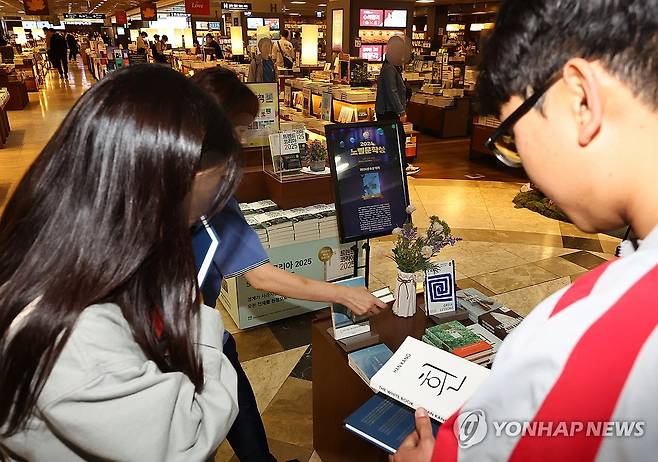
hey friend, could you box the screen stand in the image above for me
[352,240,371,286]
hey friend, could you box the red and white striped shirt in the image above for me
[432,228,658,462]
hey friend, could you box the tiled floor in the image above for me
[0,64,620,462]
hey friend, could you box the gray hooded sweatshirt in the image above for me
[2,303,238,461]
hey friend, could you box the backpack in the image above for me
[277,41,294,69]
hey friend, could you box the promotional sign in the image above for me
[23,0,49,15]
[424,261,457,316]
[185,0,210,15]
[331,9,343,51]
[219,237,359,328]
[359,9,384,27]
[221,2,251,11]
[383,10,407,28]
[243,83,279,148]
[140,2,158,21]
[326,121,409,243]
[359,45,383,62]
[115,11,128,25]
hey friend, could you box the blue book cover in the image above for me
[344,394,440,454]
[348,344,393,382]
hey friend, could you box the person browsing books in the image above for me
[392,1,658,461]
[248,37,277,83]
[0,65,243,461]
[190,67,388,462]
[272,29,294,69]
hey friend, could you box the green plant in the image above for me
[307,139,327,162]
[390,206,460,274]
[513,190,570,222]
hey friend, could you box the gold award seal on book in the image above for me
[318,246,334,263]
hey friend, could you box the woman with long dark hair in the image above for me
[0,65,242,461]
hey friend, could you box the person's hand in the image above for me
[389,408,435,462]
[337,286,387,316]
[399,113,408,124]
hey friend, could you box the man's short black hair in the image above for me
[478,0,658,116]
[281,30,289,39]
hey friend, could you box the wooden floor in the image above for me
[412,134,529,182]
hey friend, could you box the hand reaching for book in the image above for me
[338,286,387,316]
[389,408,435,462]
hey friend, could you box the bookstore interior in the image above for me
[0,0,625,461]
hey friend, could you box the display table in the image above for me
[312,297,434,462]
[0,71,29,110]
[470,115,500,158]
[0,88,11,146]
[407,96,472,138]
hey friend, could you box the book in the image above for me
[426,321,492,358]
[348,343,393,386]
[466,323,502,356]
[370,337,490,423]
[479,307,524,340]
[423,261,457,316]
[331,276,371,340]
[344,394,440,454]
[456,288,501,323]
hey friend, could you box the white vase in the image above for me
[393,270,417,317]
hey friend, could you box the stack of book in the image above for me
[252,210,295,248]
[348,343,394,387]
[311,204,339,239]
[244,215,269,247]
[284,207,321,243]
[457,288,524,340]
[422,320,494,366]
[465,323,502,367]
[239,200,279,216]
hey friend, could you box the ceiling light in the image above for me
[290,1,306,4]
[416,0,434,3]
[318,3,326,6]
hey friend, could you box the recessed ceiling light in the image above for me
[318,3,326,6]
[416,0,434,3]
[290,1,306,4]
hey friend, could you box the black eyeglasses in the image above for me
[484,79,558,168]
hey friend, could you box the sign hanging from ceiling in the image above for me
[140,2,158,21]
[185,0,210,16]
[23,0,49,16]
[221,2,252,11]
[63,13,105,20]
[115,11,128,25]
[63,13,105,23]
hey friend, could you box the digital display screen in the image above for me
[264,18,280,30]
[209,21,221,30]
[359,44,383,62]
[247,17,264,29]
[196,21,209,30]
[384,10,407,28]
[326,122,409,242]
[360,9,384,27]
[116,26,125,35]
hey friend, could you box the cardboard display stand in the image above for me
[220,237,364,329]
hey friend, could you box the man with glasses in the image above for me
[391,1,658,461]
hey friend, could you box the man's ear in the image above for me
[562,58,603,146]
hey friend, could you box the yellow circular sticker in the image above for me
[318,246,334,263]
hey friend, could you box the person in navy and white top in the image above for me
[190,67,387,462]
[391,1,658,461]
